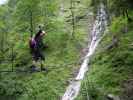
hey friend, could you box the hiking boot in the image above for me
[41,67,48,72]
[30,65,39,72]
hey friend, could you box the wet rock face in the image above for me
[120,79,133,100]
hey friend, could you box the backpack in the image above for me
[29,38,36,49]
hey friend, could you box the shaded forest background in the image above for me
[0,0,133,100]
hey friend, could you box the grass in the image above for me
[77,13,133,100]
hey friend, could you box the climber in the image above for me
[29,27,47,71]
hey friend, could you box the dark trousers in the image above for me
[30,47,45,62]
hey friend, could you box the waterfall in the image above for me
[62,3,108,100]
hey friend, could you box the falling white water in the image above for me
[62,3,108,100]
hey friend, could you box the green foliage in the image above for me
[110,16,127,35]
[77,79,105,100]
[0,0,89,99]
[107,0,133,17]
[78,10,133,99]
[13,0,41,34]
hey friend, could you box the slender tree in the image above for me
[108,0,133,20]
[13,0,41,37]
[0,6,10,53]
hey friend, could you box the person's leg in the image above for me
[40,60,43,70]
[31,49,40,71]
[36,44,47,71]
[37,48,45,62]
[39,59,48,71]
[30,60,39,72]
[32,60,36,65]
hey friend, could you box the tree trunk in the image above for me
[125,9,132,22]
[30,10,33,37]
[70,0,75,38]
